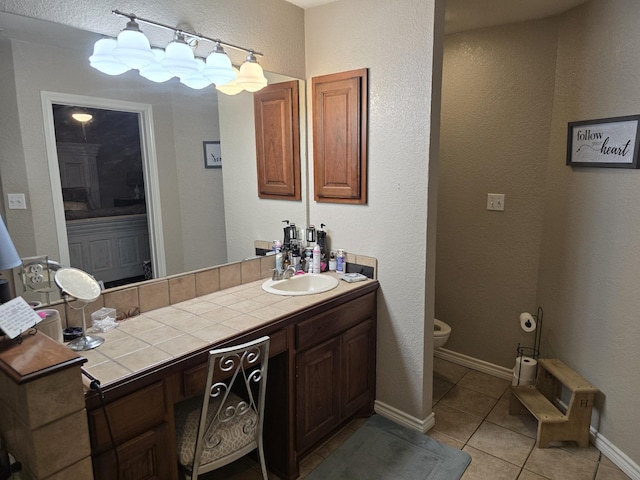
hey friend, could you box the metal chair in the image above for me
[174,336,270,479]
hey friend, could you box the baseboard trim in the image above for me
[374,400,435,434]
[435,347,513,380]
[434,348,640,480]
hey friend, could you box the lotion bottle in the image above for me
[312,243,321,274]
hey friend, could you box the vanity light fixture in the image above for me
[89,10,268,94]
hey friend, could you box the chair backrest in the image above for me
[191,335,270,477]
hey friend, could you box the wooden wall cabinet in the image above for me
[254,80,301,200]
[312,68,368,204]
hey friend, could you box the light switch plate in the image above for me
[7,193,27,210]
[487,193,505,211]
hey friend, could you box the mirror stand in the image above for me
[65,300,104,351]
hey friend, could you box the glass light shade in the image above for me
[112,21,155,70]
[202,45,235,86]
[139,48,173,83]
[161,37,199,79]
[71,113,93,123]
[236,54,268,92]
[215,67,244,95]
[180,59,212,89]
[0,216,21,271]
[89,38,131,75]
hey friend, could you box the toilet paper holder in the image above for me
[515,306,543,385]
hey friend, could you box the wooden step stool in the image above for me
[509,358,598,448]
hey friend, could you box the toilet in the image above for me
[433,318,451,349]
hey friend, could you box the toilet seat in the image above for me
[434,318,451,338]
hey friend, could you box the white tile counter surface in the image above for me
[79,273,373,385]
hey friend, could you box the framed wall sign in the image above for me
[203,141,222,168]
[567,115,640,168]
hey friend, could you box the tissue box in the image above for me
[91,307,116,325]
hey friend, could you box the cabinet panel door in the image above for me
[342,319,376,418]
[254,80,301,200]
[296,337,341,452]
[312,68,367,204]
[93,423,176,480]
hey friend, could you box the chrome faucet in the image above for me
[272,265,297,280]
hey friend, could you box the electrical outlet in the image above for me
[7,193,27,210]
[487,193,505,211]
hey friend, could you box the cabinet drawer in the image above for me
[182,328,288,398]
[89,382,167,451]
[296,292,375,350]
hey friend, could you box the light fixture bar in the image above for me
[111,10,264,57]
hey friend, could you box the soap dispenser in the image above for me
[316,224,329,272]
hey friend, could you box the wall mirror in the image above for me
[0,11,308,305]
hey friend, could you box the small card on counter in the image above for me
[339,273,368,283]
[0,297,43,339]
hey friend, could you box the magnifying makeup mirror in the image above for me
[54,267,103,351]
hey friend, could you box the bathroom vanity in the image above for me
[82,275,378,480]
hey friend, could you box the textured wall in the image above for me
[538,0,640,466]
[305,0,440,421]
[437,19,557,367]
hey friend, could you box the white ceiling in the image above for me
[285,0,590,33]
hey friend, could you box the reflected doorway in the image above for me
[42,92,167,288]
[52,105,150,288]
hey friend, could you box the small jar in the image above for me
[336,249,346,273]
[328,251,337,271]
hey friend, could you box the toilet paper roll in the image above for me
[513,356,537,385]
[519,312,537,332]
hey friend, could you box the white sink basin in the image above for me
[262,273,340,296]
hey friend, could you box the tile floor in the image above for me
[192,357,632,479]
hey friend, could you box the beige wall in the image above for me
[438,0,640,468]
[306,0,441,423]
[437,18,558,366]
[539,0,640,466]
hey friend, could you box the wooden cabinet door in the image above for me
[296,337,341,452]
[93,423,175,480]
[312,68,368,204]
[342,319,376,418]
[254,80,301,200]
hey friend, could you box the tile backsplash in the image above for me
[47,250,375,330]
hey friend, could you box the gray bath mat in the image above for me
[306,415,471,480]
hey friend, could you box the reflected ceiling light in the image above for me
[236,52,268,92]
[71,113,93,123]
[139,48,173,83]
[180,59,212,89]
[202,43,235,86]
[215,67,244,95]
[89,38,131,75]
[87,10,268,94]
[161,33,199,78]
[112,18,155,69]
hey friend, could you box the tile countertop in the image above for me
[79,273,374,386]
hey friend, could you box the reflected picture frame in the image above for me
[203,141,222,169]
[567,115,640,168]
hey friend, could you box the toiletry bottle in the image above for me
[336,249,346,273]
[275,251,283,273]
[329,251,337,271]
[312,243,321,274]
[317,224,328,271]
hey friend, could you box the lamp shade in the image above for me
[0,216,21,271]
[215,67,244,95]
[236,53,268,92]
[139,48,173,83]
[112,20,155,70]
[89,38,131,75]
[180,59,212,89]
[161,35,199,79]
[202,44,235,86]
